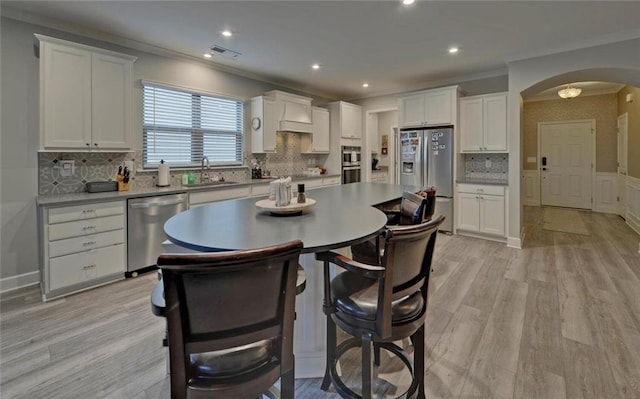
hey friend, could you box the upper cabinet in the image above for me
[398,86,458,128]
[301,107,330,153]
[459,93,507,152]
[36,34,136,151]
[250,96,277,153]
[329,101,362,140]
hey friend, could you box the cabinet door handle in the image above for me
[94,143,98,146]
[475,196,479,199]
[86,143,90,146]
[480,196,484,200]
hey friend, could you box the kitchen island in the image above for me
[164,182,414,378]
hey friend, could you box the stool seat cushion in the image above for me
[331,272,423,322]
[190,339,274,379]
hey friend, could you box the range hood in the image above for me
[265,90,314,134]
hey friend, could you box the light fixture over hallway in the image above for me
[558,84,582,99]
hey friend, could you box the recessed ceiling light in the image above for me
[222,30,232,37]
[362,83,369,88]
[402,0,415,5]
[312,64,320,70]
[449,47,459,54]
[203,53,212,58]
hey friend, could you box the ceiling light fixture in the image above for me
[203,53,212,59]
[402,0,415,5]
[362,83,369,88]
[312,64,320,70]
[557,84,582,99]
[222,30,232,37]
[448,47,459,54]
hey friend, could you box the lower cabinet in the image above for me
[40,200,126,301]
[457,184,505,237]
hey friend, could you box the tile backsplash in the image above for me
[38,132,324,196]
[462,153,508,181]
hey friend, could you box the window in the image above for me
[143,83,243,168]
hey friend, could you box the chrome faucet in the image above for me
[201,156,210,183]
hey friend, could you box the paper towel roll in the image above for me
[158,163,170,186]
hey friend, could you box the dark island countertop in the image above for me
[164,182,415,254]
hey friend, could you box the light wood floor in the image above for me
[2,206,640,398]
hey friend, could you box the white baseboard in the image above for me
[0,271,40,294]
[507,236,522,249]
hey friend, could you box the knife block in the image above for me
[118,181,130,191]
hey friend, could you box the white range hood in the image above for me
[264,90,314,134]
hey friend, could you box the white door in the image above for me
[617,113,628,218]
[540,121,593,209]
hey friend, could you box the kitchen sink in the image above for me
[182,181,240,187]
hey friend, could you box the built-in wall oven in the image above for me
[342,146,362,184]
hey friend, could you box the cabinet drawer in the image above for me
[457,184,504,196]
[189,186,251,206]
[49,244,125,291]
[48,214,125,241]
[323,176,341,186]
[48,201,125,224]
[49,229,125,258]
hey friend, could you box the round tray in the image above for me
[255,197,316,215]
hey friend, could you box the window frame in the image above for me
[141,80,245,170]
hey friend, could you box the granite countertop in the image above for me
[456,178,508,186]
[37,174,340,206]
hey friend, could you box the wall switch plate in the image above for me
[485,159,492,168]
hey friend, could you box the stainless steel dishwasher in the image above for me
[127,193,188,275]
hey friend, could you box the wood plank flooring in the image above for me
[2,206,640,398]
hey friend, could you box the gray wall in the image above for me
[0,16,334,283]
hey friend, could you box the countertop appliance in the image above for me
[397,127,454,232]
[342,145,361,184]
[127,193,188,275]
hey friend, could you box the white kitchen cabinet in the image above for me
[457,184,505,237]
[459,93,507,152]
[36,34,136,151]
[301,107,330,153]
[189,186,252,207]
[40,200,126,301]
[329,101,362,140]
[251,96,277,153]
[398,86,458,128]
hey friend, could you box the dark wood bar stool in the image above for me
[156,241,303,399]
[318,215,444,399]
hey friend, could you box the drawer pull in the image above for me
[477,189,484,192]
[82,226,97,230]
[82,241,97,246]
[83,264,97,270]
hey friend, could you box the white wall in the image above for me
[0,16,334,283]
[506,37,640,248]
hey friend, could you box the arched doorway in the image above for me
[505,37,640,248]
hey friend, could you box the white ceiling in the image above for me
[2,1,640,100]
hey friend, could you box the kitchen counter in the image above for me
[165,182,411,253]
[37,174,340,206]
[456,179,508,186]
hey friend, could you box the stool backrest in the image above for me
[158,240,303,398]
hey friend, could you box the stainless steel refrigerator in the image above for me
[397,127,454,232]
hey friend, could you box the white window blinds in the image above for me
[143,83,243,168]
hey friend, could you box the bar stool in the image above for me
[154,241,303,399]
[318,216,444,399]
